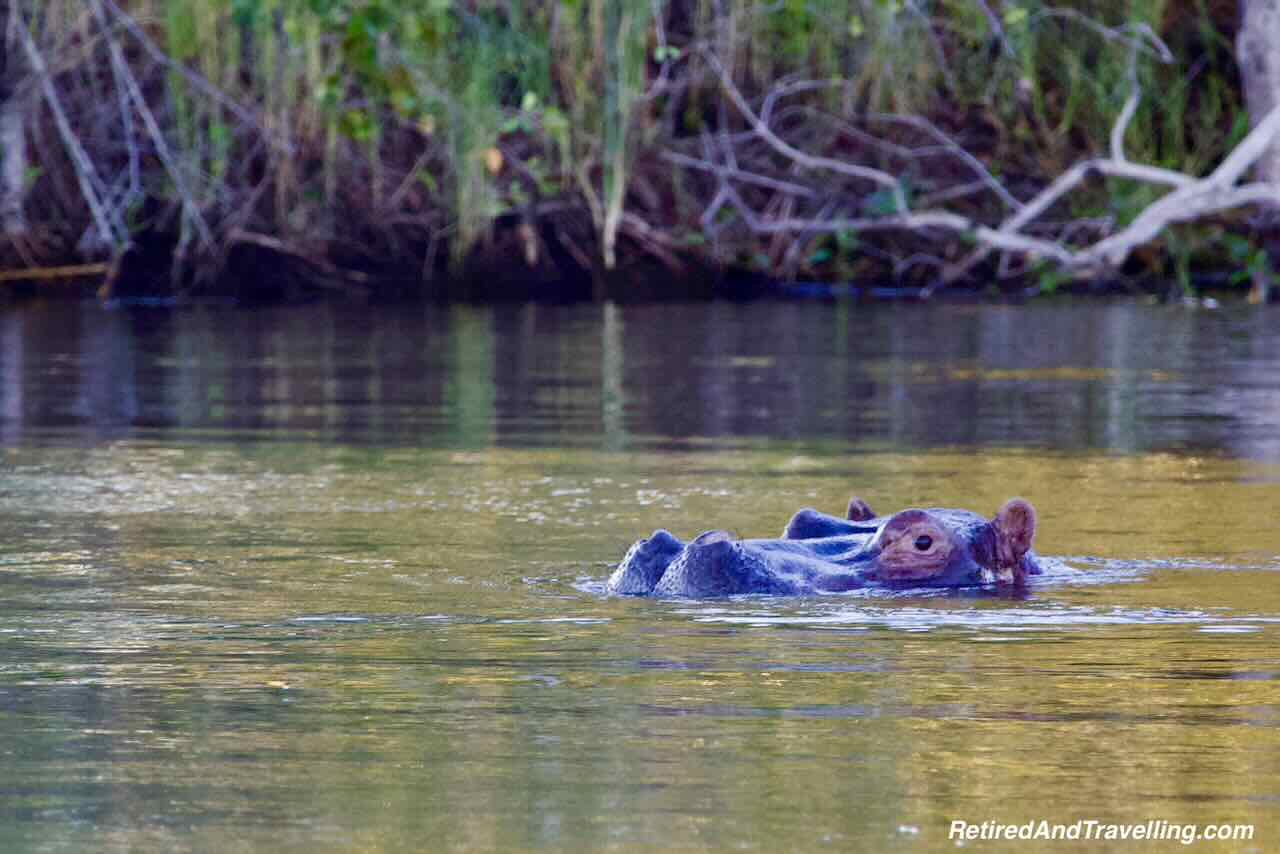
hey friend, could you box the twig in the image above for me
[101,9,141,208]
[15,11,126,247]
[661,151,817,197]
[701,49,906,210]
[1099,22,1172,164]
[227,229,372,292]
[90,0,213,251]
[716,184,1072,262]
[620,212,686,275]
[867,112,1023,211]
[973,0,1015,59]
[904,0,958,94]
[749,90,1022,211]
[98,0,294,154]
[0,263,109,283]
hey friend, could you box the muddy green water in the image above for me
[1,299,1278,852]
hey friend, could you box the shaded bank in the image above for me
[3,2,1278,302]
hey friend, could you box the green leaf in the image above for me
[340,109,375,142]
[1003,6,1029,28]
[391,89,418,116]
[231,0,260,28]
[316,74,343,110]
[362,3,392,33]
[1036,265,1065,294]
[862,188,898,218]
[209,120,229,149]
[1222,234,1253,263]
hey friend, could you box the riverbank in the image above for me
[4,1,1275,304]
[0,249,1255,307]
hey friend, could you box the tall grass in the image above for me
[12,0,1246,286]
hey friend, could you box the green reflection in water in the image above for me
[444,306,496,449]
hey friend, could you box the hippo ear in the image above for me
[992,498,1036,567]
[847,496,875,522]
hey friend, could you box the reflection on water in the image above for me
[2,299,1279,459]
[0,299,1278,852]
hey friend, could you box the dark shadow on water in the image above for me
[1,299,1278,460]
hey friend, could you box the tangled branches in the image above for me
[2,0,295,282]
[665,17,1280,293]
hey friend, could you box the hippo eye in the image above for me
[914,535,933,551]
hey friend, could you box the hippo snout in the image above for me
[653,531,744,597]
[608,529,684,594]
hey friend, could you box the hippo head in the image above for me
[609,497,1042,597]
[856,499,1039,587]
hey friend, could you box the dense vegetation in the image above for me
[0,0,1264,299]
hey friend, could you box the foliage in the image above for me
[9,0,1258,292]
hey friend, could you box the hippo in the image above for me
[607,497,1040,597]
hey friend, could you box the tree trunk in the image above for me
[1239,1,1280,183]
[1238,1,1280,301]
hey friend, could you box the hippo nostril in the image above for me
[914,535,933,551]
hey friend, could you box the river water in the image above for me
[1,298,1277,852]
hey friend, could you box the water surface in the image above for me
[1,299,1278,852]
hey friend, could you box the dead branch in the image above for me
[751,92,1023,211]
[98,0,294,154]
[620,212,687,275]
[701,50,907,211]
[663,12,1280,293]
[973,0,1015,59]
[226,229,371,293]
[89,0,213,251]
[0,262,108,283]
[15,10,126,248]
[715,184,1071,260]
[661,150,817,197]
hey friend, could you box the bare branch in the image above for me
[973,0,1015,59]
[98,0,294,154]
[1110,39,1142,161]
[674,27,1280,295]
[943,157,1197,284]
[716,184,1073,263]
[904,0,959,94]
[661,151,817,197]
[1208,102,1280,187]
[15,10,126,248]
[1081,182,1280,270]
[737,78,1021,212]
[90,0,214,251]
[700,49,907,210]
[867,113,1023,211]
[1030,11,1174,64]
